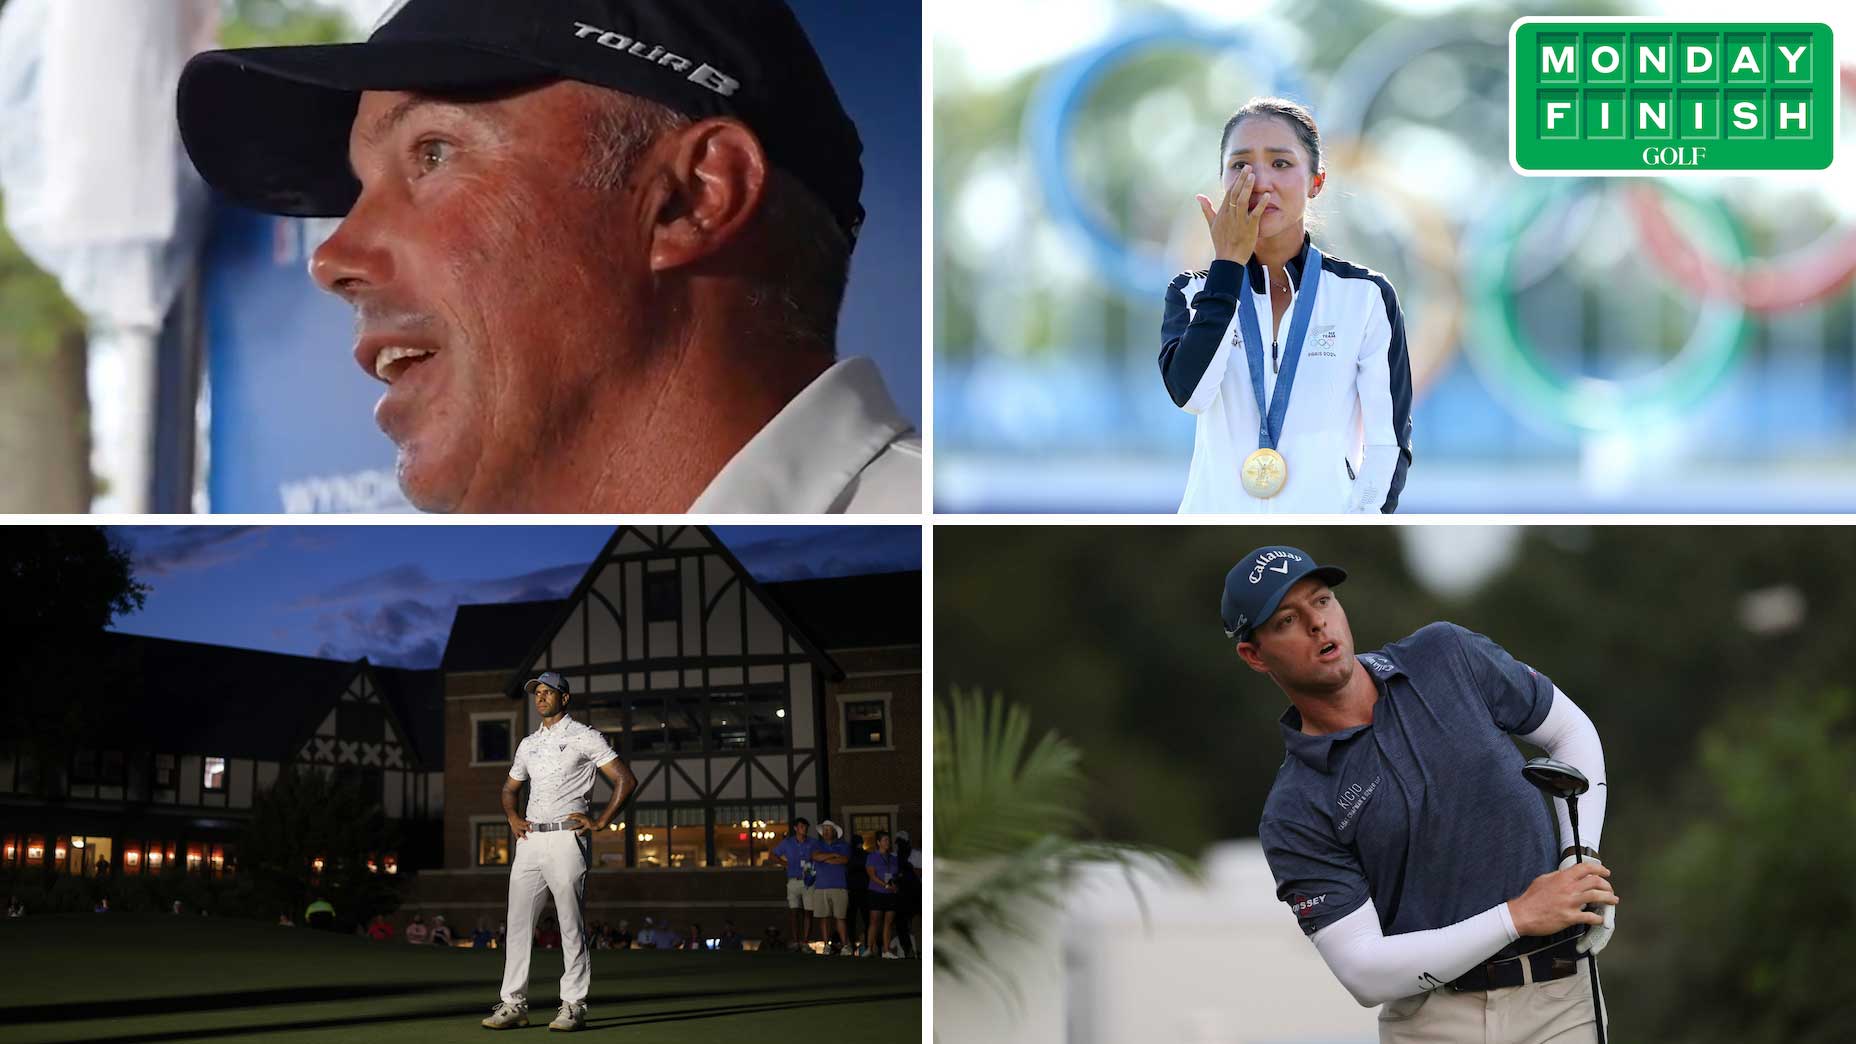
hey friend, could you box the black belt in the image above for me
[1450,929,1584,992]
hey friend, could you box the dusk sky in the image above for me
[105,526,919,668]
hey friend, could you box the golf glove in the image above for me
[1559,852,1613,956]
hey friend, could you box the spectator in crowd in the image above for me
[719,921,744,951]
[6,896,23,918]
[171,900,184,915]
[895,831,921,958]
[771,817,819,952]
[537,916,562,951]
[809,820,854,956]
[430,914,453,947]
[614,919,633,950]
[93,898,110,913]
[761,925,787,953]
[637,916,657,948]
[653,918,683,950]
[471,918,494,949]
[685,922,706,951]
[405,913,431,945]
[864,830,901,958]
[95,857,111,877]
[305,897,335,932]
[367,914,395,942]
[277,912,295,927]
[847,833,870,955]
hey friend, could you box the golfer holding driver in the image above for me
[1225,545,1615,1043]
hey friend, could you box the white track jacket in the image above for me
[1160,238,1414,514]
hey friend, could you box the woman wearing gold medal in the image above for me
[1160,99,1414,513]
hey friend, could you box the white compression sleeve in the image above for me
[1310,899,1518,1007]
[1516,687,1607,853]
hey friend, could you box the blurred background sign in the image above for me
[933,0,1856,512]
[0,0,921,513]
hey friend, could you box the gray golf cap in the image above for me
[1220,546,1348,641]
[524,671,571,696]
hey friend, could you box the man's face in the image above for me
[532,683,566,718]
[1239,579,1356,692]
[312,83,658,512]
[795,822,809,840]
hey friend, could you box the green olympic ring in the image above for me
[1463,181,1749,433]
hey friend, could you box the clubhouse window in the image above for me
[644,570,680,622]
[477,822,511,867]
[154,754,175,788]
[844,699,888,749]
[203,757,226,791]
[475,717,512,764]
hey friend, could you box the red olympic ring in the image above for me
[1629,65,1856,314]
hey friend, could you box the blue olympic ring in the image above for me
[1025,17,1308,298]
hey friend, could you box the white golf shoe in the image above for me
[481,1001,528,1029]
[549,1002,587,1032]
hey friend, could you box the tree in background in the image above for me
[1627,688,1856,1044]
[239,766,402,932]
[0,527,147,777]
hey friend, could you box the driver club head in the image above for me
[1522,756,1590,800]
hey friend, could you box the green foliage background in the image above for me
[935,525,1856,1040]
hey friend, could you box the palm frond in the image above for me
[933,689,1194,1004]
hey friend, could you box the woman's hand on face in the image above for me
[1197,169,1270,265]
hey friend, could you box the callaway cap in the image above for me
[177,0,865,244]
[1220,546,1348,641]
[524,671,571,696]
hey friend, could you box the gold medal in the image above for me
[1242,447,1287,498]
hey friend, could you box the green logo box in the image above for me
[1510,19,1836,174]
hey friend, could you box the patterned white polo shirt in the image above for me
[509,716,618,822]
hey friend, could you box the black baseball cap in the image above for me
[1220,546,1348,641]
[177,0,865,244]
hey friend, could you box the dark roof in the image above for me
[97,632,447,768]
[370,665,445,770]
[441,600,567,672]
[98,631,357,760]
[762,571,921,650]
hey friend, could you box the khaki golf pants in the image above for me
[1378,959,1607,1044]
[500,829,591,1007]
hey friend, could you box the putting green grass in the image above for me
[0,914,919,1042]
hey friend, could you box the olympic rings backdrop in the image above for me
[933,0,1856,513]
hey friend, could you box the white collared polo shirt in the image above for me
[1159,240,1415,514]
[509,716,618,823]
[689,356,921,514]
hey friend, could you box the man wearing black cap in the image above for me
[493,671,637,1031]
[1222,545,1617,1043]
[177,0,918,514]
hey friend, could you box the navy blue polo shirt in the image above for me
[1259,622,1558,951]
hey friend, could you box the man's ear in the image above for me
[1236,639,1270,673]
[648,119,769,272]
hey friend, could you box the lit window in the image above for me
[844,699,888,748]
[203,758,226,791]
[476,823,510,867]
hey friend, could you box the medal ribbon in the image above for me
[1238,242,1323,452]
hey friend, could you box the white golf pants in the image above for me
[500,829,591,1007]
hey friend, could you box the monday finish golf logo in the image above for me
[1510,19,1836,174]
